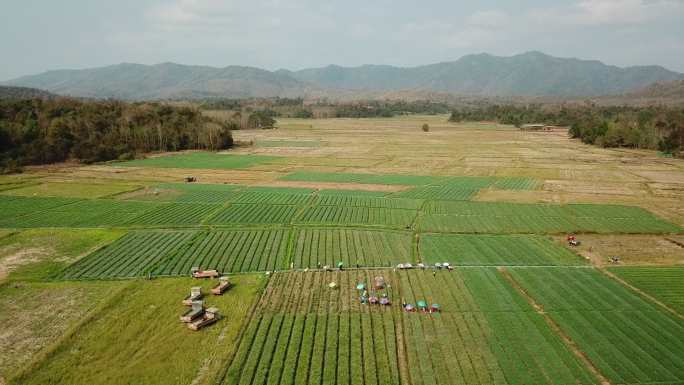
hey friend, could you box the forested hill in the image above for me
[0,98,233,173]
[0,86,55,100]
[4,52,682,99]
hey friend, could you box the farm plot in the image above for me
[60,230,198,279]
[508,267,684,385]
[221,270,402,385]
[117,152,280,169]
[295,206,417,229]
[492,177,541,190]
[315,195,423,210]
[292,228,413,268]
[12,276,265,385]
[126,202,222,226]
[397,269,597,385]
[154,229,290,274]
[231,186,315,205]
[418,201,680,234]
[318,189,388,198]
[0,195,79,220]
[390,185,480,201]
[388,176,497,200]
[419,234,584,266]
[608,267,684,315]
[207,204,299,225]
[2,181,141,199]
[281,171,446,185]
[1,199,161,228]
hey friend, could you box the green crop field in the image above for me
[295,206,417,228]
[390,184,481,200]
[292,228,413,268]
[508,267,684,385]
[117,152,280,169]
[609,267,684,314]
[1,181,141,199]
[1,200,161,228]
[126,202,221,226]
[317,189,388,198]
[491,177,541,190]
[0,195,79,219]
[60,230,198,279]
[419,201,681,234]
[220,269,599,385]
[232,189,315,205]
[207,204,300,225]
[419,234,584,265]
[398,269,597,385]
[11,276,265,385]
[154,229,290,274]
[220,271,402,385]
[315,195,423,210]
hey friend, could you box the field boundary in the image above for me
[599,268,684,321]
[498,267,612,385]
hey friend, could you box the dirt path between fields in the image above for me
[498,267,612,385]
[599,268,684,321]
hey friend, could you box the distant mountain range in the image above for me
[3,52,683,100]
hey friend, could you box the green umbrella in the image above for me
[356,283,366,290]
[337,261,344,268]
[417,300,427,308]
[431,303,441,309]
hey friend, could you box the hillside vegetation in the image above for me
[4,52,682,99]
[0,98,233,173]
[449,104,684,155]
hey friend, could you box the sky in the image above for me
[1,0,684,81]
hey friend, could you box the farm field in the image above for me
[221,269,599,385]
[608,267,684,315]
[2,115,684,385]
[0,281,121,382]
[117,152,281,169]
[10,275,266,385]
[507,267,684,385]
[292,228,413,268]
[419,233,584,266]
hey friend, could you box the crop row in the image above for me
[401,269,598,385]
[419,233,584,266]
[59,230,198,279]
[390,185,480,201]
[60,229,290,279]
[221,271,400,385]
[223,268,600,385]
[418,201,681,234]
[316,195,423,210]
[1,195,678,235]
[508,267,684,385]
[292,228,413,268]
[608,267,684,314]
[491,177,541,190]
[294,206,417,229]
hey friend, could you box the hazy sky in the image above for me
[2,0,683,80]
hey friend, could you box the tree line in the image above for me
[197,97,451,119]
[449,104,684,155]
[0,98,233,173]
